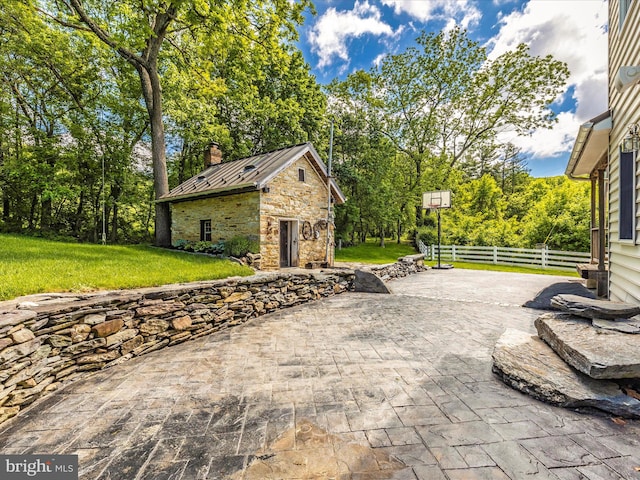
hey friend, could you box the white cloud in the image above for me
[381,0,481,29]
[373,52,387,67]
[308,1,394,69]
[488,0,608,158]
[498,111,578,159]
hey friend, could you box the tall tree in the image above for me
[164,35,325,186]
[337,27,569,221]
[43,0,311,246]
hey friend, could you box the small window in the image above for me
[619,149,635,241]
[620,0,632,30]
[298,168,306,182]
[200,219,212,242]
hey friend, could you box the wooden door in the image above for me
[279,220,299,267]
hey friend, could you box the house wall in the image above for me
[170,191,260,243]
[259,153,333,270]
[608,0,640,302]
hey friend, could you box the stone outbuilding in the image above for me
[158,142,346,270]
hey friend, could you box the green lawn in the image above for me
[335,240,578,277]
[0,234,254,301]
[1,234,579,301]
[426,260,578,277]
[335,241,418,264]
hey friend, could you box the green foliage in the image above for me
[223,235,260,257]
[520,177,591,251]
[415,227,438,246]
[0,0,322,244]
[0,5,583,255]
[442,174,519,247]
[436,175,590,251]
[173,239,225,255]
[329,27,569,243]
[0,234,253,301]
[427,261,579,277]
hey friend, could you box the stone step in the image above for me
[535,313,640,379]
[550,294,640,320]
[492,328,640,418]
[522,282,595,310]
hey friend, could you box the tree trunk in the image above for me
[137,64,171,246]
[28,194,37,230]
[40,197,52,231]
[2,193,9,225]
[72,190,84,238]
[110,182,123,243]
[379,226,385,247]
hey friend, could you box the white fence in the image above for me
[416,240,589,271]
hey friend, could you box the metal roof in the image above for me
[159,142,346,204]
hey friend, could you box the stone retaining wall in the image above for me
[0,254,426,426]
[369,254,428,279]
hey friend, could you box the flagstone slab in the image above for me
[550,294,640,320]
[535,313,640,379]
[353,269,391,294]
[592,318,640,334]
[522,282,596,311]
[492,328,640,418]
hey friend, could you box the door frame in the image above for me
[279,219,299,268]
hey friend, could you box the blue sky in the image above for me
[295,0,609,177]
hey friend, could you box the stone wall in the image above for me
[170,191,261,243]
[260,154,333,270]
[369,254,429,280]
[0,271,353,425]
[0,254,427,426]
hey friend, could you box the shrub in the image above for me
[172,239,224,255]
[414,227,437,246]
[173,239,189,250]
[224,235,259,257]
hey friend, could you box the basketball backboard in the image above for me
[422,190,451,209]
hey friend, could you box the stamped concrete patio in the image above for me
[1,269,639,479]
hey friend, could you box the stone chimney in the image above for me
[204,142,222,168]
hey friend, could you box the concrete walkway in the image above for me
[1,269,639,479]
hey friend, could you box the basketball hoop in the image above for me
[422,191,451,209]
[422,190,453,270]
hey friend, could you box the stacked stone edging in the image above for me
[0,270,353,425]
[368,254,428,280]
[0,254,427,426]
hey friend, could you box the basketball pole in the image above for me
[422,190,453,270]
[437,207,441,269]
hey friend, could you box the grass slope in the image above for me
[335,241,417,264]
[0,234,253,301]
[426,260,578,277]
[336,240,578,277]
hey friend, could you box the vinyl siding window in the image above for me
[200,219,212,242]
[619,150,635,241]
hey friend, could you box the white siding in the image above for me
[609,0,640,302]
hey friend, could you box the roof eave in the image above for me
[566,110,611,180]
[157,183,258,203]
